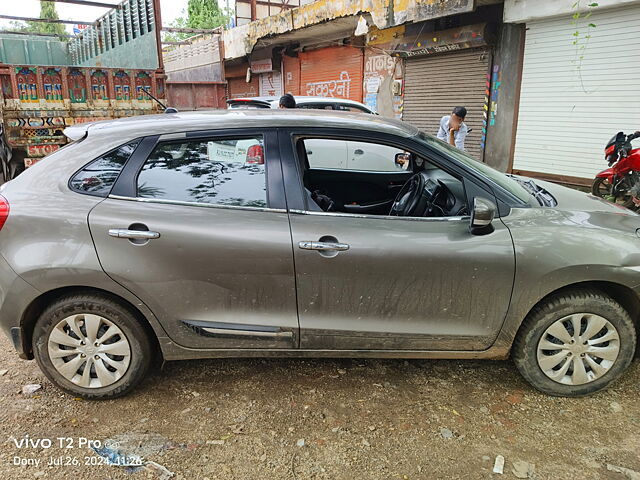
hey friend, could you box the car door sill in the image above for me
[158,338,509,361]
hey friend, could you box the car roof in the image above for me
[64,109,417,142]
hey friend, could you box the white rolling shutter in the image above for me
[512,5,640,179]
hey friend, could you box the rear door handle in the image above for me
[353,149,364,155]
[108,229,160,240]
[298,241,349,251]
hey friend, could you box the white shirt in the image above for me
[437,115,468,151]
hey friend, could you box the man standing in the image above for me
[437,106,468,151]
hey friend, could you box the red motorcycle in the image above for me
[592,131,640,208]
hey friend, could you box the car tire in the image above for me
[513,289,636,397]
[32,293,153,399]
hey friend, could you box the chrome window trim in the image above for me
[309,167,409,175]
[108,194,287,213]
[289,209,469,222]
[201,327,293,339]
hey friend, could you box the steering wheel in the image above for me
[390,174,450,217]
[389,173,427,216]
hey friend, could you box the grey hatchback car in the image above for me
[0,110,638,399]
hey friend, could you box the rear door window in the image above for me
[334,104,372,113]
[69,140,139,197]
[136,135,268,207]
[297,103,333,110]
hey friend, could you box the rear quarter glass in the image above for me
[69,140,140,197]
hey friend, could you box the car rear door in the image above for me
[88,129,299,349]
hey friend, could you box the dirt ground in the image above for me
[0,333,639,480]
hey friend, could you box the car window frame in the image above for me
[280,128,477,220]
[109,128,286,212]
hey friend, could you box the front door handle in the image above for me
[298,241,350,252]
[108,229,160,240]
[353,149,364,155]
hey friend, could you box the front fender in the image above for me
[494,207,640,351]
[595,168,614,181]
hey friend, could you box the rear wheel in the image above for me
[591,176,634,208]
[33,294,153,399]
[513,289,636,397]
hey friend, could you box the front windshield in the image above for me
[415,132,531,203]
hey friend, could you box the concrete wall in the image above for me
[164,35,222,82]
[483,23,525,172]
[504,0,640,23]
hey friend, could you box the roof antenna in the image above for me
[141,89,178,113]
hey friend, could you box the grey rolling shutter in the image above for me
[403,48,490,160]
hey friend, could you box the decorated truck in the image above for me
[0,0,166,179]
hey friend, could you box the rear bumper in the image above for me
[0,254,41,358]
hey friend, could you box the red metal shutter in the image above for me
[300,46,363,102]
[282,55,301,95]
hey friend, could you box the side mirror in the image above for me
[470,197,496,235]
[395,152,411,169]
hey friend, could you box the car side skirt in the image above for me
[157,338,510,361]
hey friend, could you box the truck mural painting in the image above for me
[0,0,165,178]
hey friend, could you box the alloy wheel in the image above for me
[47,314,131,388]
[536,313,620,385]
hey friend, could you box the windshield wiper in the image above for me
[507,175,557,207]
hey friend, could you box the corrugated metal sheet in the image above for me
[282,55,301,95]
[512,5,640,179]
[0,34,69,66]
[403,48,490,160]
[60,0,159,69]
[300,46,363,102]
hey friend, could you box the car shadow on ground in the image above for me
[142,356,528,399]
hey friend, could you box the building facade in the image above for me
[221,0,525,167]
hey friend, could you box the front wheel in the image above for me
[513,289,636,397]
[33,294,153,399]
[592,176,635,208]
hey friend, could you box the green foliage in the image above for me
[186,0,229,29]
[571,1,598,65]
[163,1,232,43]
[571,1,598,93]
[35,2,66,37]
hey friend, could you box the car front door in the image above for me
[280,130,515,351]
[88,130,299,349]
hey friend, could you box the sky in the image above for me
[0,0,233,33]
